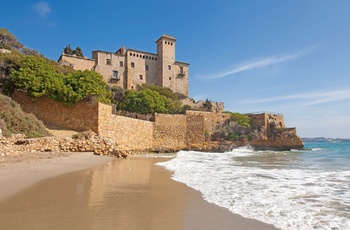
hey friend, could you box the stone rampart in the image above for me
[11,91,99,132]
[10,93,303,152]
[98,103,154,151]
[185,111,231,144]
[58,53,96,71]
[153,113,187,151]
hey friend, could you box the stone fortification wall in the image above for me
[126,50,158,90]
[58,53,96,71]
[11,91,99,132]
[98,103,154,151]
[185,111,206,144]
[247,113,285,133]
[185,111,231,144]
[153,113,187,151]
[92,51,127,89]
[9,93,302,152]
[181,98,225,113]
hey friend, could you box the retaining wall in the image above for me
[153,113,187,151]
[98,103,154,151]
[11,91,99,132]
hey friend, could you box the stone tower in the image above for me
[156,34,176,91]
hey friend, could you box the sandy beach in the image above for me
[0,154,278,230]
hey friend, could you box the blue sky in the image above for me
[2,0,350,138]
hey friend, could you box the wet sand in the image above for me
[0,156,278,230]
[0,152,112,202]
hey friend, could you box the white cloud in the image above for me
[33,1,51,18]
[197,46,318,80]
[241,88,350,107]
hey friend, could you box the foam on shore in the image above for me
[0,155,278,230]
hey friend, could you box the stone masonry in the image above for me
[11,92,303,152]
[58,34,189,96]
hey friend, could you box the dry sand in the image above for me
[0,155,278,230]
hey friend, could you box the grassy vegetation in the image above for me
[0,94,50,138]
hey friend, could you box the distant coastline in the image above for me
[302,137,350,142]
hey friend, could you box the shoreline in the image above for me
[0,154,278,230]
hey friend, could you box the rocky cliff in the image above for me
[188,112,304,152]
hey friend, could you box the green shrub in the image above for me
[121,89,168,114]
[225,112,251,128]
[136,84,183,114]
[9,56,111,106]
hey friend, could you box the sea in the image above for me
[156,142,350,230]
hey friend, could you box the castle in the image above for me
[58,34,189,96]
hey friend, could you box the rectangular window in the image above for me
[120,61,123,67]
[112,71,119,79]
[106,59,111,65]
[131,62,135,68]
[139,75,143,80]
[145,65,149,71]
[180,67,184,74]
[168,65,171,70]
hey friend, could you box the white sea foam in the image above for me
[157,150,350,230]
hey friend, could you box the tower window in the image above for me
[145,65,149,71]
[140,75,143,80]
[168,65,171,70]
[180,67,184,74]
[169,77,171,80]
[120,61,123,67]
[112,71,119,79]
[106,59,111,65]
[131,62,135,68]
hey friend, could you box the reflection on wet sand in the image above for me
[0,157,183,230]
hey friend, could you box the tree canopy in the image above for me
[9,55,111,105]
[63,44,84,57]
[0,28,23,50]
[121,88,168,114]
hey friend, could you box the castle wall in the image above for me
[185,111,231,143]
[11,91,99,132]
[125,50,158,90]
[174,63,189,96]
[10,93,234,152]
[92,51,127,89]
[58,35,189,96]
[58,54,95,71]
[247,113,285,135]
[97,103,154,151]
[153,113,187,151]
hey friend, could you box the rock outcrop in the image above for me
[0,131,128,158]
[250,127,304,151]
